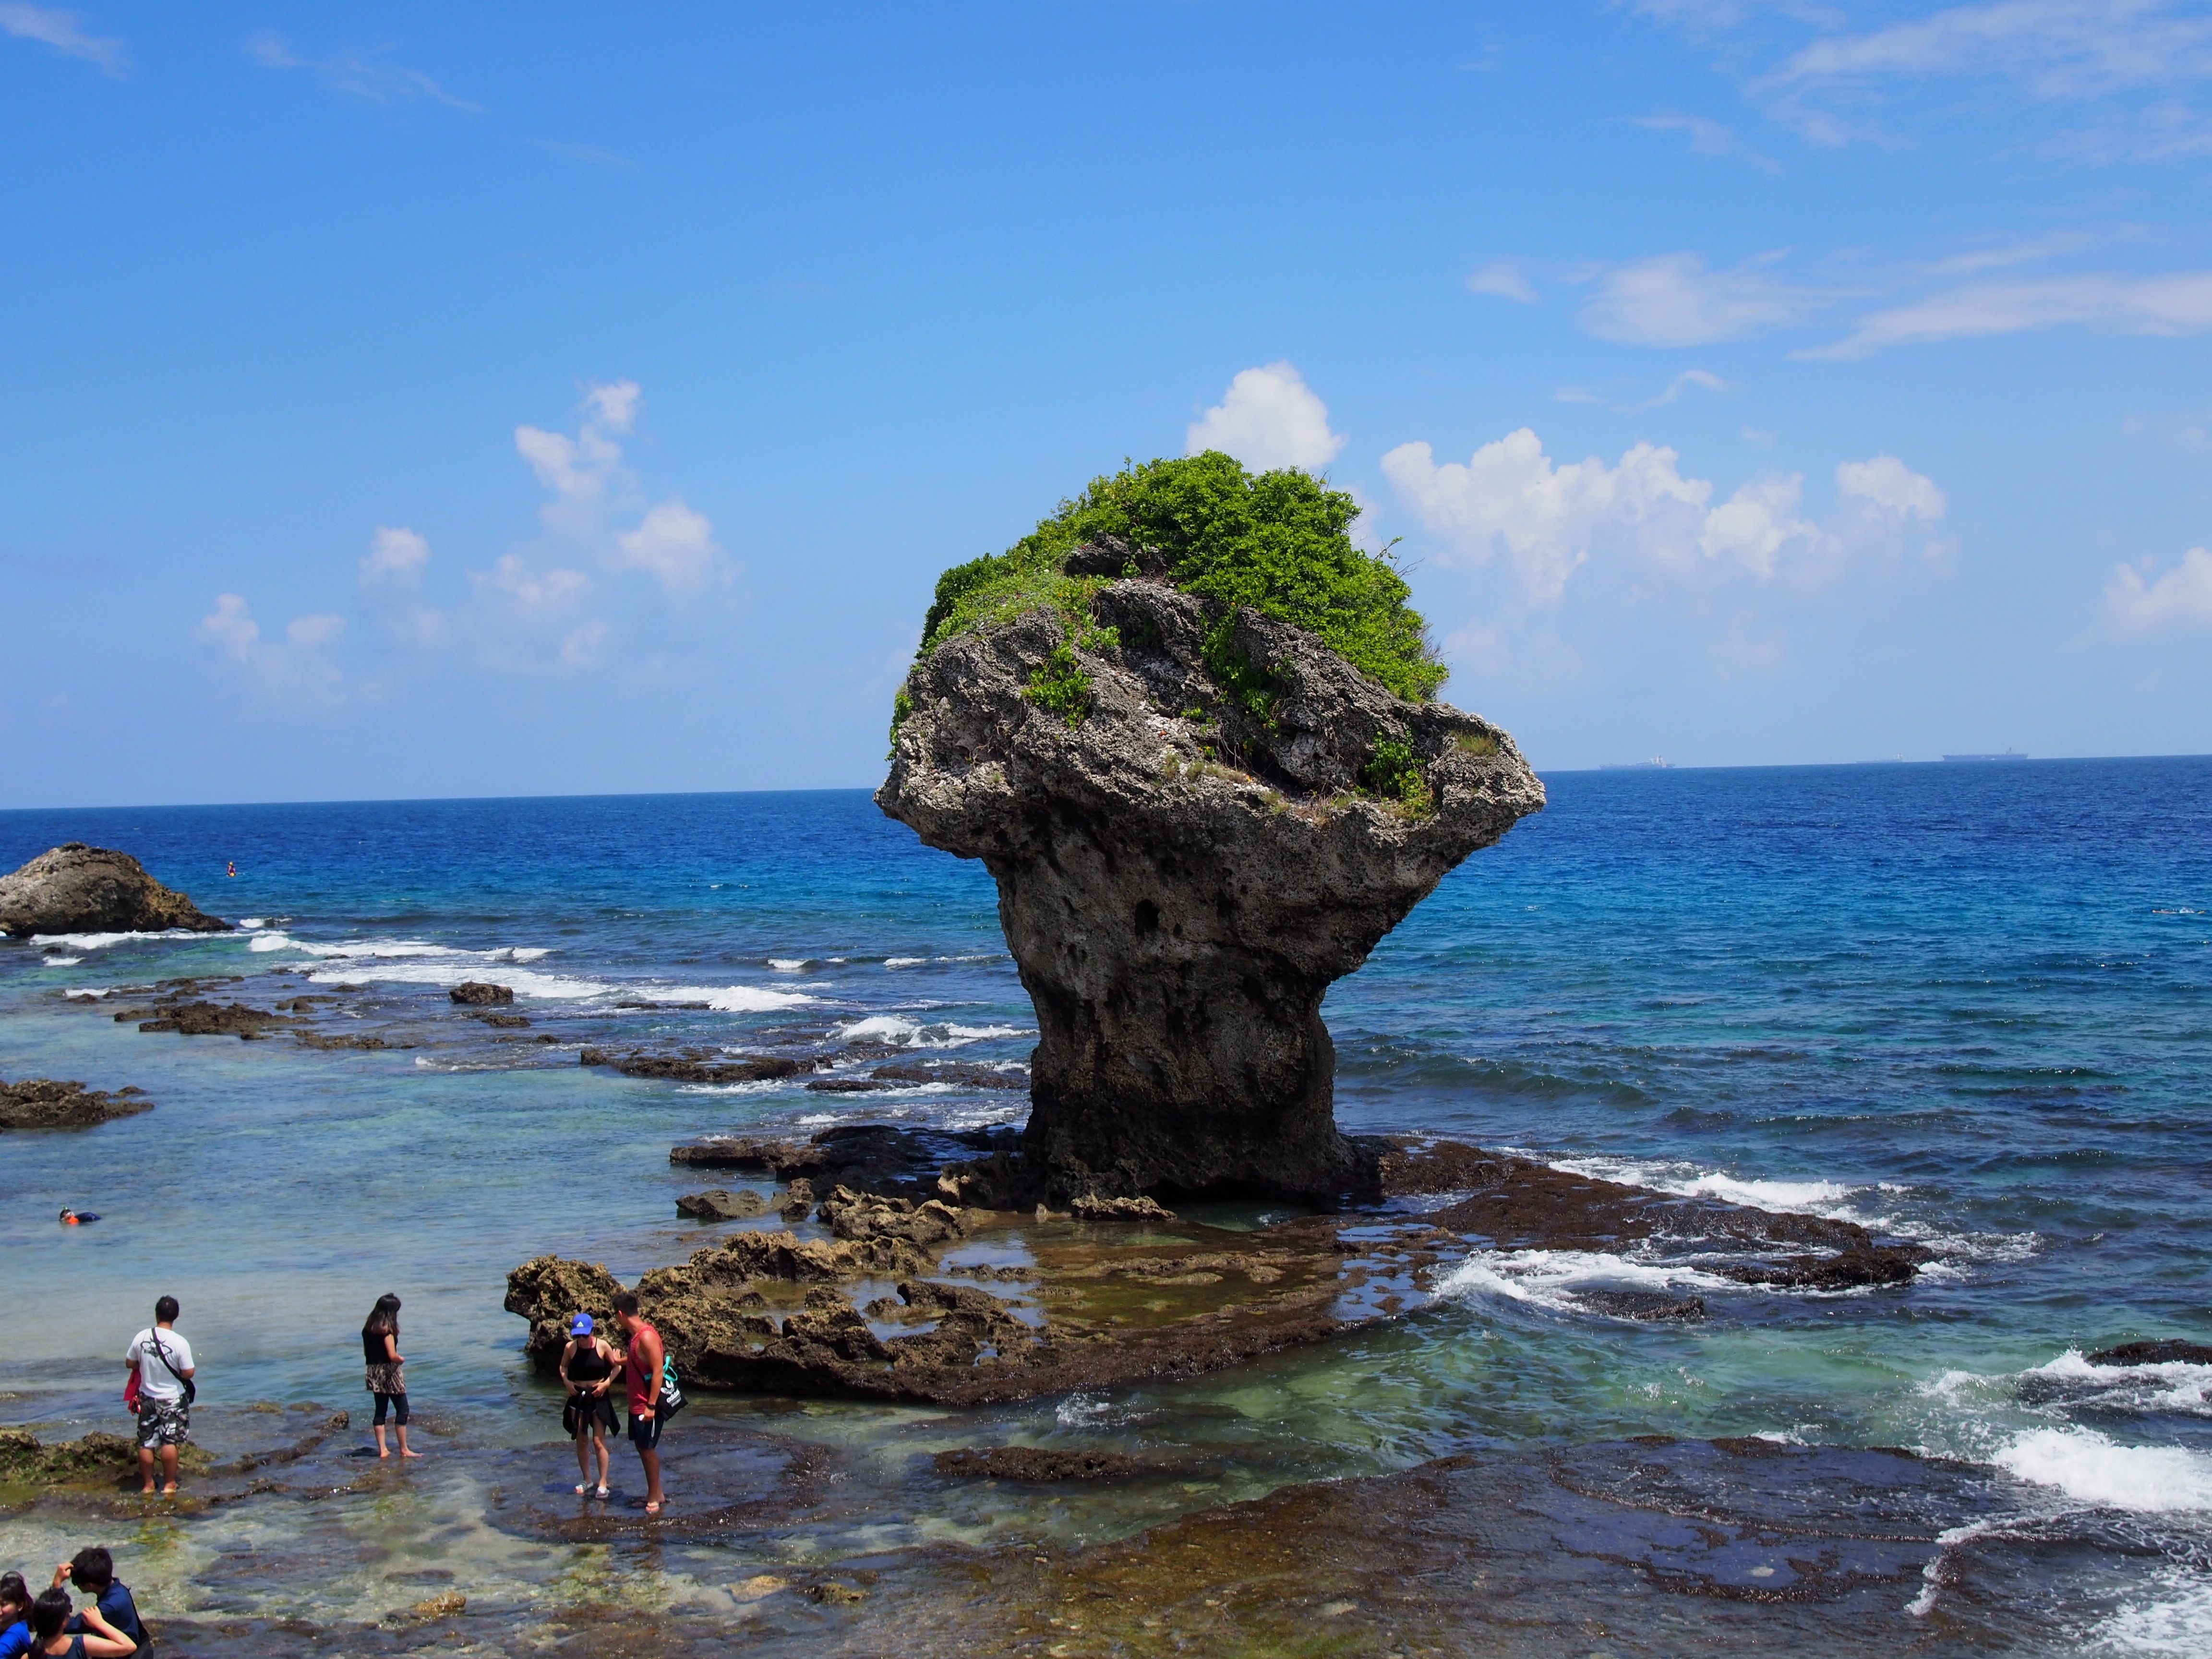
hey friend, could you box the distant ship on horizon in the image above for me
[1599,756,1673,771]
[1942,748,2029,763]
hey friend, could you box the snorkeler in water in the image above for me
[59,1209,99,1226]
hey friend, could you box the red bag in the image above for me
[123,1366,141,1415]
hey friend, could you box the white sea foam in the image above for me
[248,930,293,952]
[1552,1155,1870,1220]
[768,959,812,973]
[1994,1427,2212,1513]
[835,1015,1028,1049]
[30,929,202,951]
[1435,1248,1735,1314]
[884,957,928,969]
[63,987,111,999]
[2092,1567,2212,1653]
[238,917,266,929]
[2029,1350,2212,1417]
[501,947,553,962]
[43,956,82,966]
[656,983,817,1012]
[306,961,613,1000]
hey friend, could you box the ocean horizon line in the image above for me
[4,748,2212,818]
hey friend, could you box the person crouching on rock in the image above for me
[612,1293,668,1515]
[23,1588,134,1659]
[361,1294,419,1459]
[558,1312,619,1498]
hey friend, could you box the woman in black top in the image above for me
[557,1311,619,1497]
[26,1588,135,1658]
[361,1293,418,1459]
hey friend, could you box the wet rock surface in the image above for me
[1385,1139,1929,1285]
[676,1188,771,1222]
[0,1077,153,1131]
[0,842,230,938]
[2086,1338,2212,1366]
[932,1446,1145,1481]
[512,1125,1929,1407]
[448,981,513,1005]
[878,579,1544,1201]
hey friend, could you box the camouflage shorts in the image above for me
[136,1396,191,1449]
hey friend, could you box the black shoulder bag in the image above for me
[145,1328,196,1406]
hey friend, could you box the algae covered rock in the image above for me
[504,1255,626,1371]
[881,564,1541,1202]
[0,843,230,938]
[0,1078,153,1131]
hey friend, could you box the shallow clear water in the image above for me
[1,761,2208,1651]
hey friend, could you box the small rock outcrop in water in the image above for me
[0,843,229,939]
[878,579,1543,1199]
[448,981,514,1006]
[0,1078,153,1131]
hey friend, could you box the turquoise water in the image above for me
[1,761,2208,1650]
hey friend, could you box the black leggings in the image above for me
[373,1390,410,1426]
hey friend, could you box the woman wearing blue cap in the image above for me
[557,1312,619,1498]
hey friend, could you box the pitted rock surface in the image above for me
[0,843,229,939]
[878,579,1544,1199]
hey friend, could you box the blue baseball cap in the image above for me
[570,1313,594,1336]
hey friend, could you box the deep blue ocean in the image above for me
[2,758,2208,1651]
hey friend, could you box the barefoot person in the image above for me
[612,1293,667,1515]
[124,1298,193,1496]
[557,1312,618,1498]
[23,1588,133,1659]
[361,1294,419,1459]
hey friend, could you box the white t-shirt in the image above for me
[128,1327,194,1402]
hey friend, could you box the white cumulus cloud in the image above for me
[1381,428,1949,601]
[1186,362,1346,472]
[360,525,431,584]
[194,594,347,704]
[513,380,728,595]
[614,499,722,594]
[2103,547,2212,633]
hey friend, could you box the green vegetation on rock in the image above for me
[915,452,1447,711]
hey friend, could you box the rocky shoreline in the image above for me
[506,1122,1931,1407]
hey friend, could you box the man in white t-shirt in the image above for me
[125,1295,195,1496]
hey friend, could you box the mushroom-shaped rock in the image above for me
[0,844,230,939]
[878,578,1542,1201]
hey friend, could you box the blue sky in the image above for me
[5,1,2212,806]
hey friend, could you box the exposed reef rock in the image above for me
[584,1047,815,1085]
[0,843,229,939]
[676,1188,771,1222]
[448,981,513,1005]
[0,1077,153,1131]
[878,579,1543,1201]
[512,1125,1926,1407]
[2087,1338,2212,1366]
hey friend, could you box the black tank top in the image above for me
[363,1328,394,1363]
[568,1339,612,1385]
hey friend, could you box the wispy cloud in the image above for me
[1575,252,1836,346]
[1808,269,2212,356]
[0,2,124,75]
[1553,369,1738,412]
[1639,0,2212,153]
[1632,113,1781,172]
[1466,258,1539,303]
[244,30,481,113]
